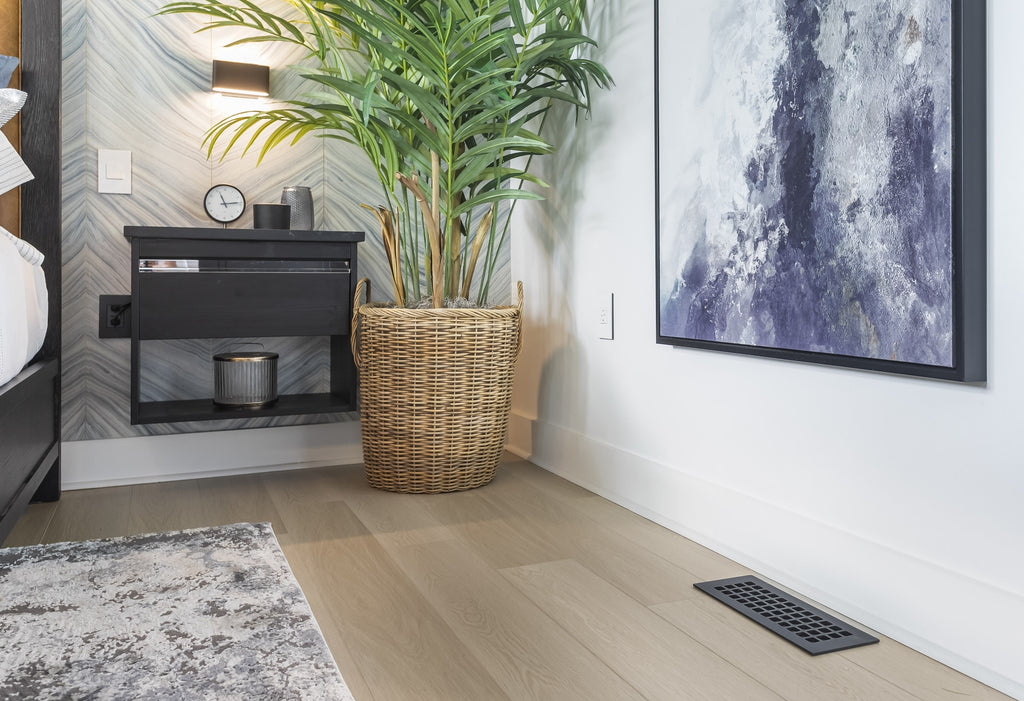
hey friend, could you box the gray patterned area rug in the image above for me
[0,522,354,700]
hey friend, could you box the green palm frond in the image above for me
[158,0,611,306]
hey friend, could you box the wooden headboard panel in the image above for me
[15,0,61,359]
[0,0,20,236]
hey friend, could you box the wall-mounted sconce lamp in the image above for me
[212,60,270,98]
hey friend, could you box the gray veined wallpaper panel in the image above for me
[60,0,356,440]
[69,0,214,441]
[60,0,89,439]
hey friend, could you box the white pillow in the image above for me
[0,88,27,127]
[1,226,44,266]
[0,132,33,196]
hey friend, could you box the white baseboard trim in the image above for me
[506,410,535,459]
[62,422,364,490]
[507,411,1024,700]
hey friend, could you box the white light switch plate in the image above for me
[97,149,132,194]
[598,292,614,340]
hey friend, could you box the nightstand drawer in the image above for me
[137,270,351,339]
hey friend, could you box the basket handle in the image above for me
[514,280,524,359]
[351,277,371,368]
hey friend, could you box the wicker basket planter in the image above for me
[351,279,523,493]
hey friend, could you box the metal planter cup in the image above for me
[213,351,279,406]
[281,186,314,230]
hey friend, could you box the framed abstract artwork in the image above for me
[655,0,986,381]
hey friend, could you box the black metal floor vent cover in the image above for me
[694,576,879,655]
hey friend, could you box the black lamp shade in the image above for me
[212,60,270,97]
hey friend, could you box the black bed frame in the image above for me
[0,0,62,544]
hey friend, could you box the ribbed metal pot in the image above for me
[213,351,279,406]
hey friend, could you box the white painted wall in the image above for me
[509,0,1024,696]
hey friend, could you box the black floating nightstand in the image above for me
[123,226,365,424]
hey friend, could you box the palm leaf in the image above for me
[159,0,611,306]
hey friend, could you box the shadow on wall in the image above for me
[524,0,632,435]
[533,326,586,439]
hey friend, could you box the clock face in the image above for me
[203,184,246,223]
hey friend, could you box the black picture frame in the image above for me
[654,0,986,382]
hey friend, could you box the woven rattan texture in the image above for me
[352,282,522,493]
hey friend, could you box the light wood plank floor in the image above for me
[3,457,1010,701]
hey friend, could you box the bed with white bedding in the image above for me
[0,229,47,386]
[0,3,62,545]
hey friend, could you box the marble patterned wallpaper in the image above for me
[61,0,510,441]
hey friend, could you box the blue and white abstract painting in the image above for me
[657,0,955,367]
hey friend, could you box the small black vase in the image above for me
[253,203,290,229]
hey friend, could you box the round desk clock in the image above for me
[203,184,246,224]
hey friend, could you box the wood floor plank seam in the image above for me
[499,464,717,590]
[381,539,648,701]
[462,470,711,607]
[499,558,786,701]
[846,655,955,701]
[272,500,512,701]
[650,598,918,701]
[644,600,805,701]
[340,475,651,700]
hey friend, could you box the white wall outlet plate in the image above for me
[598,292,614,340]
[97,149,132,194]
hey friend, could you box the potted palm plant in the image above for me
[159,0,611,492]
